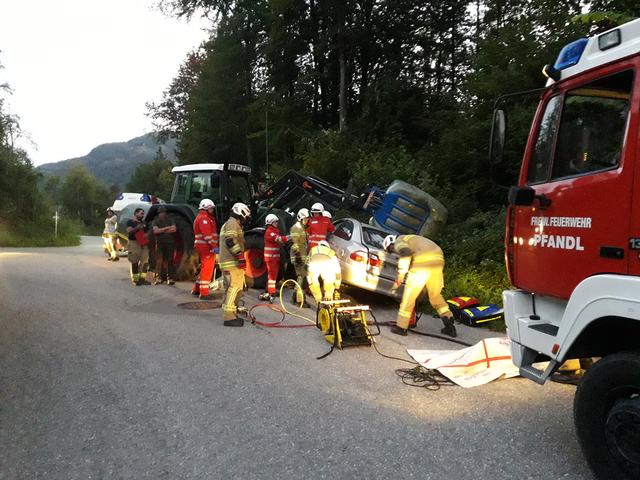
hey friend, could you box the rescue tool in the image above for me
[316,299,380,357]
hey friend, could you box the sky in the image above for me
[0,0,209,166]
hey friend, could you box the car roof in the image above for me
[335,217,395,236]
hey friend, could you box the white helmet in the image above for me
[199,198,215,210]
[382,235,397,251]
[311,202,324,214]
[231,202,251,219]
[297,208,309,222]
[265,213,279,226]
[322,211,332,219]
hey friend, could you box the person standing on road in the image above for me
[191,199,219,299]
[259,214,289,303]
[126,208,151,286]
[307,203,335,249]
[307,241,342,303]
[383,234,456,337]
[103,208,119,261]
[289,208,310,307]
[151,206,177,285]
[219,203,251,327]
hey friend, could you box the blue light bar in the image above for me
[553,38,589,70]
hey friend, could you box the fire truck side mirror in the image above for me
[508,185,536,206]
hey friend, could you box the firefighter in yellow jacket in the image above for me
[383,234,457,337]
[219,202,251,327]
[307,241,341,303]
[289,208,310,307]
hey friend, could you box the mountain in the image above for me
[37,134,177,188]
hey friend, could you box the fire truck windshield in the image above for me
[527,69,633,184]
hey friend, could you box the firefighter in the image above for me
[307,202,335,249]
[191,199,219,299]
[307,241,341,303]
[383,234,456,337]
[219,202,251,327]
[259,214,289,303]
[126,207,151,286]
[103,208,119,261]
[289,208,310,307]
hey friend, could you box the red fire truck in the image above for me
[493,20,640,480]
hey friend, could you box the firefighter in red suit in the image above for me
[191,198,219,299]
[306,202,335,249]
[259,213,290,303]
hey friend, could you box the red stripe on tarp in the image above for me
[482,339,490,368]
[437,356,512,368]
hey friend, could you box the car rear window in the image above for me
[362,227,387,249]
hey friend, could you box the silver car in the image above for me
[328,218,402,301]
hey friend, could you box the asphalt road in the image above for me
[0,237,594,480]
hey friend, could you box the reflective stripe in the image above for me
[230,244,242,255]
[220,261,238,269]
[398,308,413,318]
[195,234,204,238]
[194,240,208,245]
[264,247,279,251]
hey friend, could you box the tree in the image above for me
[126,148,175,200]
[60,165,110,228]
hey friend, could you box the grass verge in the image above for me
[0,218,82,247]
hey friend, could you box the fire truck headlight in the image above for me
[598,29,621,51]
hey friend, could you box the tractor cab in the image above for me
[171,163,254,223]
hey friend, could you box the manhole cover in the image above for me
[177,301,222,310]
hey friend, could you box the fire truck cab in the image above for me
[498,19,640,480]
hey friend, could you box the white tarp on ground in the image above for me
[407,337,520,388]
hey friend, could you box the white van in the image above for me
[110,193,163,213]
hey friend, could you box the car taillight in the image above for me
[349,250,381,268]
[350,250,368,263]
[368,253,381,267]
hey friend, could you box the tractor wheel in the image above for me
[244,233,267,289]
[574,351,640,480]
[170,214,198,281]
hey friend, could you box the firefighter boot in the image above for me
[391,325,408,336]
[440,316,457,338]
[259,292,273,303]
[291,290,310,308]
[223,318,244,327]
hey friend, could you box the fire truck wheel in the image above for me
[244,233,267,289]
[574,351,640,480]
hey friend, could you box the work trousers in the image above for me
[292,260,308,303]
[266,258,280,296]
[222,268,244,320]
[128,241,149,282]
[155,243,176,281]
[193,246,215,295]
[103,233,117,259]
[396,262,451,329]
[307,259,341,303]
